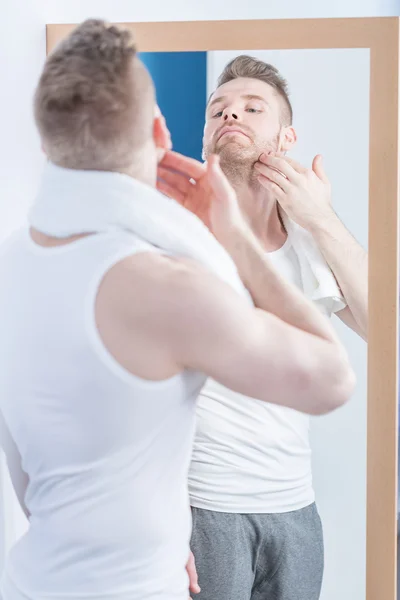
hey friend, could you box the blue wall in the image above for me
[140,51,207,162]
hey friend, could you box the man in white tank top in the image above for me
[158,56,367,600]
[0,24,356,600]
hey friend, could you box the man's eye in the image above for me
[246,107,262,113]
[212,110,223,118]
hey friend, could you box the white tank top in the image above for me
[0,228,206,600]
[189,237,317,514]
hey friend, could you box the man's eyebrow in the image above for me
[207,95,227,110]
[206,93,269,111]
[242,94,269,105]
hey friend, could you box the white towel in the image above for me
[28,162,345,313]
[28,162,248,298]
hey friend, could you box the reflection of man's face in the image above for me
[203,77,283,170]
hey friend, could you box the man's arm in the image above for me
[310,213,367,340]
[109,244,355,417]
[255,153,367,340]
[0,409,30,519]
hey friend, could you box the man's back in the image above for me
[0,229,205,600]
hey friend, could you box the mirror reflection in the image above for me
[142,48,369,600]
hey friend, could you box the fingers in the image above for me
[258,153,304,179]
[206,155,236,203]
[156,179,185,204]
[312,154,329,183]
[160,151,206,181]
[278,156,308,175]
[254,162,291,193]
[186,551,201,595]
[158,166,193,196]
[257,176,286,199]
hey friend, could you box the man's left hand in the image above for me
[254,152,335,232]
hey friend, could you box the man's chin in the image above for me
[216,144,259,164]
[216,137,249,150]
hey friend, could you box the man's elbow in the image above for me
[309,361,356,416]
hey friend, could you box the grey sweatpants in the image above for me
[190,503,324,600]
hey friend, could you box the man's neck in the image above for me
[232,180,288,252]
[118,142,157,188]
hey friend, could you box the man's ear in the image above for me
[279,126,297,153]
[153,105,172,159]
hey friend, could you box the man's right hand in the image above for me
[186,551,201,598]
[157,151,250,251]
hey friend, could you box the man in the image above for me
[158,56,367,600]
[0,24,354,600]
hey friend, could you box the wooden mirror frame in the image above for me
[47,17,400,600]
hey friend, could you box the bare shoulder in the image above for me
[104,251,244,315]
[94,251,249,380]
[98,250,253,346]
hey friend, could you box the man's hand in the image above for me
[157,151,210,225]
[254,152,367,339]
[254,152,335,232]
[157,150,249,249]
[186,551,201,598]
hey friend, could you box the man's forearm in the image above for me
[310,212,368,338]
[226,230,341,346]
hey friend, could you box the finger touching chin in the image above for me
[256,174,284,194]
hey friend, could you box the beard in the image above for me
[203,127,280,188]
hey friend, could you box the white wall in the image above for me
[35,0,400,23]
[0,0,47,578]
[0,0,398,593]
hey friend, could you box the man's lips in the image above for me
[217,128,250,141]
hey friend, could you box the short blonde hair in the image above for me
[34,19,155,170]
[217,55,293,125]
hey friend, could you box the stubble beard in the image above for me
[204,133,280,190]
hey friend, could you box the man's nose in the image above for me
[223,111,239,121]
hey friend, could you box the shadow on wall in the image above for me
[139,51,207,162]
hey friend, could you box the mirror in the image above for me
[140,47,369,600]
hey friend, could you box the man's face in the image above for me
[203,77,284,166]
